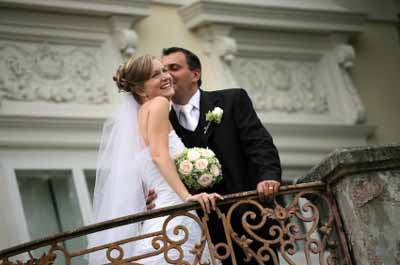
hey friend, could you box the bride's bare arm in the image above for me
[147,97,223,213]
[147,97,191,198]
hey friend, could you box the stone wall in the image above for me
[299,144,400,265]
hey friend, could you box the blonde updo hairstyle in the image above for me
[113,55,155,104]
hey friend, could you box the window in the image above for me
[84,169,96,203]
[16,169,92,264]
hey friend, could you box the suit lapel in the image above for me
[199,90,222,144]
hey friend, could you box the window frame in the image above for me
[0,149,96,247]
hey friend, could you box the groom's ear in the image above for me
[191,68,201,83]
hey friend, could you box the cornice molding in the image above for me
[0,115,104,148]
[0,0,150,35]
[260,123,373,179]
[0,0,150,18]
[179,0,367,33]
[151,0,188,6]
[268,123,373,156]
[268,123,373,138]
[0,115,104,130]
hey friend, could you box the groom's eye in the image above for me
[168,64,180,71]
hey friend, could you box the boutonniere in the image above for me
[204,107,223,134]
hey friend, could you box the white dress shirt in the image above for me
[172,89,200,131]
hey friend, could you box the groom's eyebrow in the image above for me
[166,63,181,71]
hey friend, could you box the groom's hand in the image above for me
[146,189,157,210]
[256,180,280,202]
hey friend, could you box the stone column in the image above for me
[298,144,400,265]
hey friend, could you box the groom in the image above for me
[162,47,281,200]
[160,47,282,264]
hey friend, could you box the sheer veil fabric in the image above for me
[88,94,146,264]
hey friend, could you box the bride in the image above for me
[88,55,223,264]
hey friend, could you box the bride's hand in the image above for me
[185,193,224,214]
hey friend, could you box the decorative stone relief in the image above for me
[0,42,109,105]
[113,28,138,60]
[110,16,139,60]
[335,44,366,123]
[215,35,237,64]
[231,58,329,114]
[198,25,239,88]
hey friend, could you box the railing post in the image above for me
[327,185,354,265]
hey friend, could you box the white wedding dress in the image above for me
[132,130,215,264]
[89,96,218,264]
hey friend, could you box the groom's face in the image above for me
[162,52,200,105]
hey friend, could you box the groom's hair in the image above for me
[162,47,202,87]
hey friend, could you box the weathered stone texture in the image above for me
[334,170,400,265]
[298,144,400,265]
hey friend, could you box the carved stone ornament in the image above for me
[231,58,329,114]
[335,44,366,123]
[114,28,138,60]
[215,35,237,64]
[0,42,109,104]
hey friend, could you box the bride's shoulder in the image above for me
[147,96,170,111]
[140,97,170,120]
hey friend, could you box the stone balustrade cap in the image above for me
[298,144,400,185]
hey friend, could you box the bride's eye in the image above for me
[151,71,161,79]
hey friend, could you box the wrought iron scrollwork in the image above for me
[0,182,352,265]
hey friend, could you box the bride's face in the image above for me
[143,59,174,100]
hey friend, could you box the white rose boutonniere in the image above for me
[204,107,223,134]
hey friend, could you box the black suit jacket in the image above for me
[170,88,281,195]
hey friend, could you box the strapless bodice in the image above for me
[136,131,185,208]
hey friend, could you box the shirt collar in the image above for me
[173,89,200,113]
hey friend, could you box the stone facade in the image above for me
[0,0,398,255]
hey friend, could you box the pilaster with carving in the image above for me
[180,0,367,126]
[179,0,372,179]
[110,16,139,61]
[198,25,238,88]
[333,43,366,124]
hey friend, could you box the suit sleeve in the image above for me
[233,89,282,183]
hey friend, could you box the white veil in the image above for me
[88,94,146,264]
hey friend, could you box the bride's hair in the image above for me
[113,55,155,104]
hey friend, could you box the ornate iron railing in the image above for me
[0,181,353,265]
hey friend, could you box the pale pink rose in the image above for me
[198,173,213,187]
[173,150,184,160]
[178,160,193,175]
[210,164,220,177]
[200,148,215,158]
[194,158,208,170]
[187,149,201,161]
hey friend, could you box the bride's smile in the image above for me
[142,59,175,101]
[160,81,172,90]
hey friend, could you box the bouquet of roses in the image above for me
[175,147,223,191]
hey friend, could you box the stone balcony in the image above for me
[1,144,398,264]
